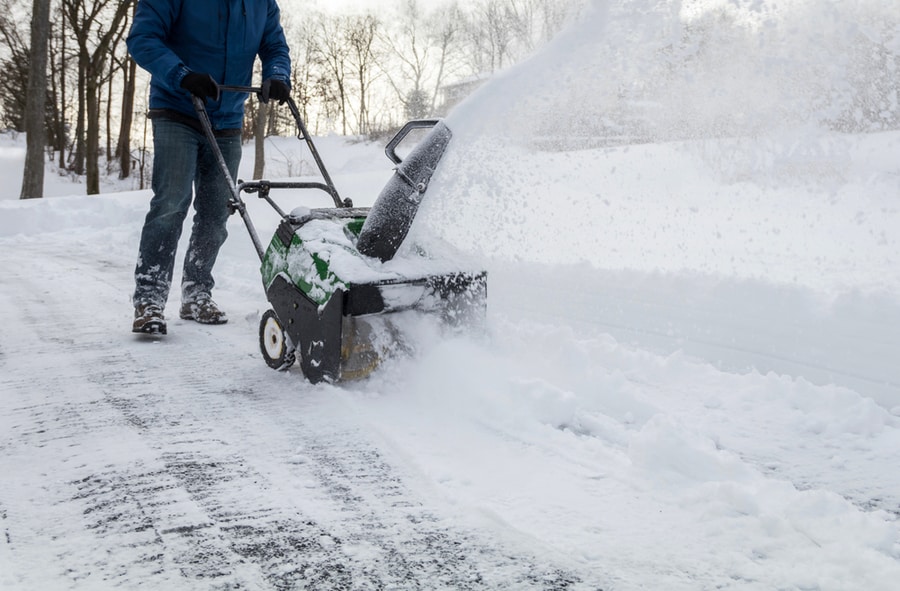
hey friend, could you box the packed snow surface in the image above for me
[2,1,899,589]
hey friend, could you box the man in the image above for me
[127,0,292,335]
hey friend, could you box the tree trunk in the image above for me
[56,20,66,170]
[253,101,266,179]
[72,65,85,175]
[117,56,136,179]
[357,63,368,135]
[20,0,52,200]
[106,66,113,175]
[85,74,101,194]
[140,114,149,190]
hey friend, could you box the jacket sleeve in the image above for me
[258,0,292,85]
[126,0,190,91]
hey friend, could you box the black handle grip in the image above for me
[384,120,440,165]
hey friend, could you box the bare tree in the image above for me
[20,0,52,199]
[285,16,318,127]
[314,14,350,135]
[111,1,136,179]
[487,0,515,70]
[3,0,585,198]
[345,13,380,135]
[271,0,578,134]
[379,0,431,119]
[50,8,68,169]
[116,53,136,179]
[0,1,30,132]
[62,0,133,194]
[378,0,467,121]
[426,2,467,112]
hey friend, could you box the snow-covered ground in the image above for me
[2,1,899,589]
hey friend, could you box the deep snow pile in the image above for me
[425,0,900,295]
[2,0,900,589]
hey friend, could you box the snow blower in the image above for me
[193,87,486,383]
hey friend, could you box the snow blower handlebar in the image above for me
[217,85,346,210]
[191,85,349,262]
[191,94,267,260]
[384,119,442,165]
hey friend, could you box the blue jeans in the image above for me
[133,119,242,308]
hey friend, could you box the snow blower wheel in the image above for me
[259,309,295,370]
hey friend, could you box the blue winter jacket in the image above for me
[127,0,292,130]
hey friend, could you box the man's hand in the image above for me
[181,72,220,101]
[259,78,290,105]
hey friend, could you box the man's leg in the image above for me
[180,133,242,322]
[133,120,200,312]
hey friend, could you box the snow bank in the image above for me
[360,314,900,589]
[0,192,148,239]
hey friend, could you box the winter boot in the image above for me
[133,303,167,335]
[180,296,228,325]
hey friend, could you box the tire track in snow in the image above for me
[98,361,595,589]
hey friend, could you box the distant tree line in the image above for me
[8,0,893,199]
[532,2,900,149]
[0,0,579,198]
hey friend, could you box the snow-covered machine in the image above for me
[193,87,486,383]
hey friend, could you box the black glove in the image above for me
[259,78,290,105]
[180,72,220,101]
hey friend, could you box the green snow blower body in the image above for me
[258,203,486,383]
[193,89,485,384]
